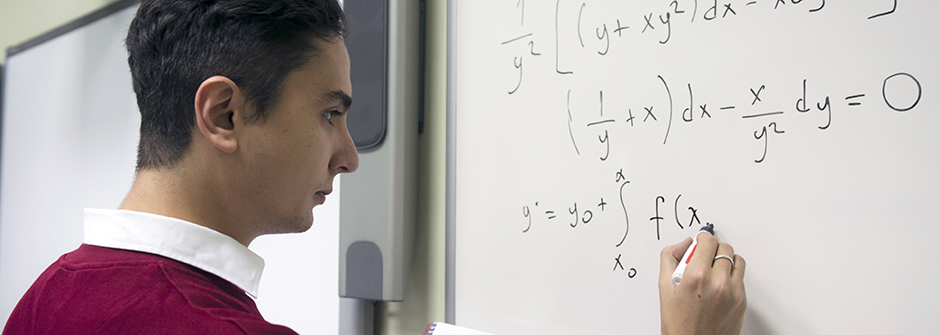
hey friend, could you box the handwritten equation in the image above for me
[520,71,922,273]
[504,0,922,276]
[521,168,718,277]
[565,72,922,163]
[503,0,902,93]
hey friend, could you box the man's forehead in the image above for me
[305,36,348,64]
[289,38,351,108]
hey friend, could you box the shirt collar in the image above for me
[82,208,265,298]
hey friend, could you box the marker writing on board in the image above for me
[671,223,715,286]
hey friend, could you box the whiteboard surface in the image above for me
[0,5,141,321]
[452,1,939,334]
[0,5,342,333]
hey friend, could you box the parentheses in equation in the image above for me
[578,3,586,47]
[616,181,631,248]
[658,75,674,145]
[883,72,922,112]
[567,90,581,155]
[674,194,683,229]
[555,0,573,75]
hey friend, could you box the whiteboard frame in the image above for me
[5,0,140,59]
[444,0,457,324]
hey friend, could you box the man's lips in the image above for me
[314,189,332,205]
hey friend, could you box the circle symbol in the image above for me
[883,73,922,112]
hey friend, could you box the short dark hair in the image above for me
[126,0,346,170]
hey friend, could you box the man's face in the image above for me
[236,37,358,235]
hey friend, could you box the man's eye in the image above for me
[324,110,343,124]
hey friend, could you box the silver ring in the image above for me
[714,254,735,267]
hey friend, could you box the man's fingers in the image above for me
[732,254,746,283]
[659,237,693,283]
[669,237,693,262]
[689,232,719,269]
[712,242,735,275]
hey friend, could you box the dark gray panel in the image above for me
[345,241,383,300]
[346,0,388,150]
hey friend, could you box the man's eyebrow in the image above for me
[325,90,353,111]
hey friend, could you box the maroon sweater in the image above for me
[3,244,297,335]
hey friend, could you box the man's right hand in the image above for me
[658,235,747,335]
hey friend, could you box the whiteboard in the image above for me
[0,5,142,321]
[0,4,344,333]
[449,1,939,334]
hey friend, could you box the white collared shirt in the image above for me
[82,208,265,298]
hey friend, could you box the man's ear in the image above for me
[193,76,245,154]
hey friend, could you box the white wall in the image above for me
[251,181,343,334]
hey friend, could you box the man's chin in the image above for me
[265,214,314,235]
[293,214,315,233]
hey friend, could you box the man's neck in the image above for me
[120,167,255,246]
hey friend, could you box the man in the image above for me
[3,0,745,334]
[4,0,356,334]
